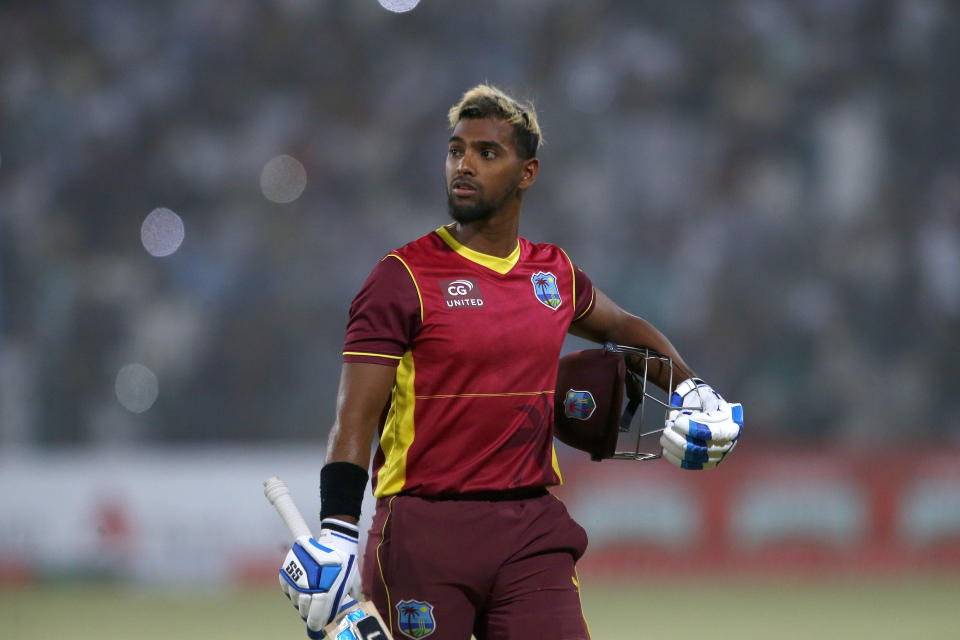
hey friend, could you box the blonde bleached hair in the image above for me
[447,84,542,159]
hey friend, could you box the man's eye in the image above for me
[482,150,496,159]
[449,148,462,157]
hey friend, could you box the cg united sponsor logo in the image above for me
[439,278,484,308]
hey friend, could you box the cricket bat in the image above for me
[263,476,393,640]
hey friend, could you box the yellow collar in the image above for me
[435,225,520,275]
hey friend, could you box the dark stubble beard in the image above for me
[446,183,517,224]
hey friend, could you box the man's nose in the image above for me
[457,153,476,175]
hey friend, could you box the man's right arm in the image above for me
[278,361,395,637]
[322,361,397,525]
[324,252,420,523]
[278,255,415,637]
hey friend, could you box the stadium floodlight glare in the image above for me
[141,208,185,257]
[115,363,159,413]
[378,0,420,13]
[260,154,307,204]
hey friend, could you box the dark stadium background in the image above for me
[1,1,958,638]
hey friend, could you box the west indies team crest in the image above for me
[531,271,562,310]
[395,600,436,639]
[564,389,597,420]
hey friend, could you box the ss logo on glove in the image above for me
[284,560,303,582]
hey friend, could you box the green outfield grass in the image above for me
[2,576,958,639]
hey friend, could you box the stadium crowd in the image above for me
[1,0,957,448]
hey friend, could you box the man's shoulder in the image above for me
[390,230,443,253]
[390,228,445,257]
[520,237,571,262]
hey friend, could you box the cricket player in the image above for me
[278,85,743,639]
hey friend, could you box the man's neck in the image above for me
[446,211,520,258]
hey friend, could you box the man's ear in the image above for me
[519,157,539,191]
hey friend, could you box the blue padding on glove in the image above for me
[731,404,743,427]
[686,435,708,447]
[293,543,322,589]
[308,539,335,553]
[318,565,342,591]
[687,420,713,441]
[290,543,342,592]
[683,440,709,463]
[670,392,683,408]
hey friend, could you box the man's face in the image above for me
[446,117,529,223]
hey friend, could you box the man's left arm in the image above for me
[569,287,743,469]
[569,287,694,392]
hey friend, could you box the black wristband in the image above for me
[320,461,369,520]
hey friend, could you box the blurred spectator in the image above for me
[0,0,957,447]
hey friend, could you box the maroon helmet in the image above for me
[554,343,674,461]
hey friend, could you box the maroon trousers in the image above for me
[362,490,590,640]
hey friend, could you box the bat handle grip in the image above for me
[264,476,314,540]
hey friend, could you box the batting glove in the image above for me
[279,518,362,639]
[660,378,742,470]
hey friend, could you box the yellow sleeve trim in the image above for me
[342,351,403,360]
[384,254,423,323]
[561,248,595,322]
[573,289,595,322]
[560,248,577,314]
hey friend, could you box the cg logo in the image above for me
[447,279,474,296]
[439,278,484,308]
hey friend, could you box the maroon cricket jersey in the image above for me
[343,225,595,498]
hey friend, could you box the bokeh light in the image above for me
[114,363,159,413]
[378,0,420,13]
[260,154,307,204]
[140,208,185,257]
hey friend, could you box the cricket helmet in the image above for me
[554,342,673,462]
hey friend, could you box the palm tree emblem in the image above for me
[395,600,435,638]
[531,271,561,309]
[399,604,419,631]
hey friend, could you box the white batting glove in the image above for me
[660,378,742,470]
[279,518,362,639]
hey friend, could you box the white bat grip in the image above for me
[264,476,313,540]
